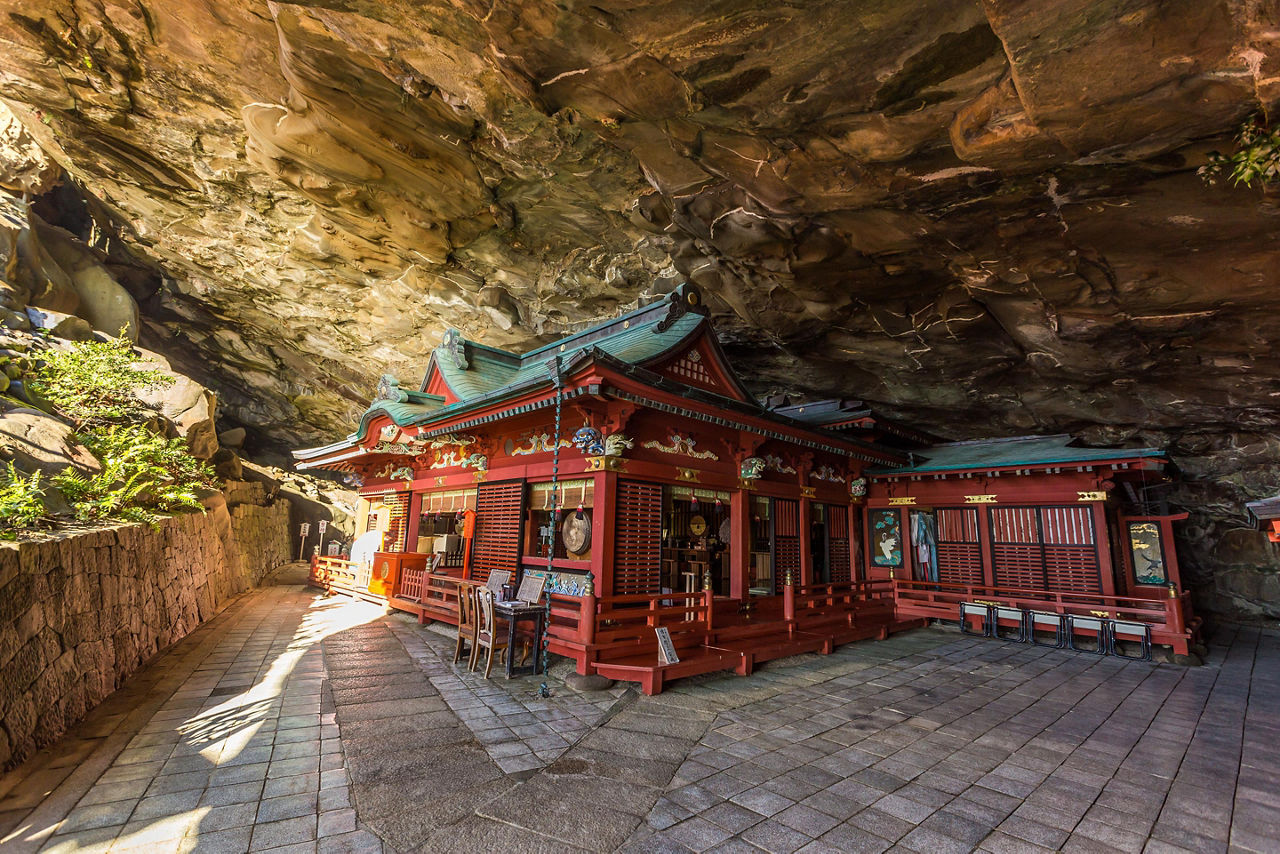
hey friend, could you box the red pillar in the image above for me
[730,489,749,600]
[1092,502,1117,598]
[592,469,617,598]
[977,506,995,589]
[799,497,814,587]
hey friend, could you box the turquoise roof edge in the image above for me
[867,434,1164,475]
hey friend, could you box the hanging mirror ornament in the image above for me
[561,512,592,555]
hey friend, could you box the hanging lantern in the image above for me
[715,497,723,509]
[576,502,585,520]
[690,491,699,509]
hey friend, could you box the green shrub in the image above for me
[0,463,46,538]
[30,332,173,427]
[1200,117,1280,188]
[53,424,215,523]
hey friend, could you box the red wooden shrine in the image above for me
[295,285,1200,693]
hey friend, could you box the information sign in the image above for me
[655,627,679,665]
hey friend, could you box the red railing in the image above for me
[311,556,359,594]
[891,577,1196,652]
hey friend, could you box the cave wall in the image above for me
[1,0,1279,615]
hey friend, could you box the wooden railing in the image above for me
[891,577,1196,651]
[311,556,359,594]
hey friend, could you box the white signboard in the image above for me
[318,520,328,534]
[299,523,311,537]
[655,627,679,666]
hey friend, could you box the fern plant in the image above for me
[29,332,173,427]
[53,424,215,522]
[0,463,47,539]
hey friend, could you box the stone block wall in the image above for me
[0,494,293,769]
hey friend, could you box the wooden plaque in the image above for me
[655,627,679,665]
[486,570,510,594]
[516,574,546,604]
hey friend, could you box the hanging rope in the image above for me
[538,355,563,698]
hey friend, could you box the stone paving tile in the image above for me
[5,564,1280,854]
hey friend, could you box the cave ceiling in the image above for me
[2,1,1280,597]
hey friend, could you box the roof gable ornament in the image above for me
[655,284,710,333]
[374,374,409,404]
[441,328,469,370]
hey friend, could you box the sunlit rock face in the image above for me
[1,0,1279,613]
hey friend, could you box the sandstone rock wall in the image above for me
[0,500,292,770]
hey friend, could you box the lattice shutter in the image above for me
[936,507,983,585]
[470,481,525,584]
[614,480,663,595]
[989,505,1102,594]
[828,505,852,583]
[774,498,801,592]
[382,492,410,552]
[990,506,1043,590]
[1041,506,1101,593]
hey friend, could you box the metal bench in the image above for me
[993,605,1027,643]
[1028,611,1066,648]
[960,602,993,637]
[1067,614,1109,654]
[1108,619,1152,661]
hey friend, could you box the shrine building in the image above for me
[294,284,1199,694]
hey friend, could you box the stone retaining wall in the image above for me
[0,496,293,769]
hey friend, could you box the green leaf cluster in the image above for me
[52,425,215,523]
[30,333,173,428]
[1200,117,1280,188]
[4,333,218,533]
[0,463,46,539]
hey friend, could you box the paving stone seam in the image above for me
[0,586,273,854]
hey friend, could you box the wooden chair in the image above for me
[453,582,479,665]
[470,587,512,678]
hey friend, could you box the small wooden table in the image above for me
[492,599,546,679]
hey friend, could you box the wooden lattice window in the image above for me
[381,493,410,553]
[936,507,983,586]
[664,349,714,388]
[615,480,663,595]
[471,481,525,584]
[990,505,1100,594]
[774,498,800,592]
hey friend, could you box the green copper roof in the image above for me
[429,303,704,404]
[869,434,1164,475]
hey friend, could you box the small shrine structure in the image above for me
[295,285,1199,693]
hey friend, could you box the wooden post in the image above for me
[1092,501,1118,598]
[406,490,424,555]
[592,469,616,598]
[798,497,814,586]
[730,489,749,600]
[783,576,796,624]
[977,505,995,588]
[581,573,597,647]
[848,503,862,582]
[703,587,715,632]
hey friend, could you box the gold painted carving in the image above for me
[965,494,998,504]
[800,486,816,498]
[1077,491,1107,502]
[888,496,916,506]
[677,467,700,482]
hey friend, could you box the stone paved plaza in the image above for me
[0,566,1276,853]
